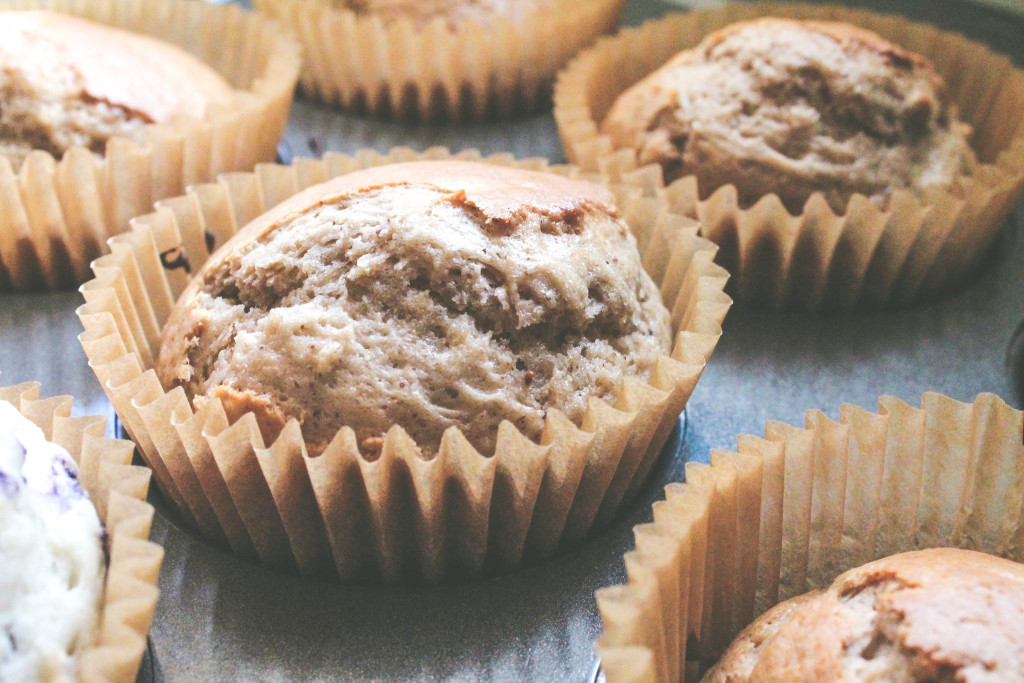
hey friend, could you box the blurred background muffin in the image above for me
[601,18,976,215]
[0,0,300,292]
[326,0,550,29]
[554,5,1024,310]
[255,0,626,119]
[0,11,234,169]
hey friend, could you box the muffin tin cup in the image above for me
[553,3,1024,311]
[75,147,731,584]
[254,0,626,120]
[0,376,163,683]
[0,0,301,292]
[596,392,1024,683]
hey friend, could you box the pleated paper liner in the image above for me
[254,0,626,120]
[595,392,1024,683]
[76,146,731,584]
[0,376,163,683]
[0,0,301,293]
[553,3,1024,311]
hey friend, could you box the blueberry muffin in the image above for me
[0,400,105,682]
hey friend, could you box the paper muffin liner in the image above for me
[0,0,301,293]
[254,0,626,120]
[595,392,1024,683]
[75,146,731,584]
[554,3,1024,311]
[0,375,162,683]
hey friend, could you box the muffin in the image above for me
[254,0,626,119]
[600,18,976,215]
[0,0,300,292]
[0,399,104,681]
[705,548,1024,681]
[155,161,672,457]
[78,147,731,583]
[554,4,1024,310]
[0,11,234,168]
[328,0,549,28]
[0,379,162,683]
[594,392,1024,683]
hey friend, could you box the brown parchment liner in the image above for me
[75,146,731,584]
[0,0,301,293]
[0,375,162,683]
[254,0,626,120]
[595,392,1024,683]
[554,3,1024,311]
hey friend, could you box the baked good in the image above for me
[0,10,235,167]
[80,148,729,582]
[155,160,672,456]
[556,6,1024,310]
[595,392,1024,683]
[704,548,1024,682]
[0,399,105,682]
[0,0,301,293]
[331,0,549,28]
[600,18,976,215]
[255,0,625,120]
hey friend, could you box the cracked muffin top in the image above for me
[0,11,235,167]
[601,18,976,215]
[704,548,1024,682]
[156,161,672,457]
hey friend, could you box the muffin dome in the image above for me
[334,0,549,28]
[156,161,672,456]
[0,11,235,166]
[600,18,976,214]
[705,548,1024,682]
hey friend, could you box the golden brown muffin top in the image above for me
[0,11,235,164]
[156,161,671,456]
[705,548,1024,682]
[601,17,975,215]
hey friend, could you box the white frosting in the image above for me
[0,401,105,683]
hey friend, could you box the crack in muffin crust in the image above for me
[157,162,672,456]
[601,18,976,215]
[705,549,1024,682]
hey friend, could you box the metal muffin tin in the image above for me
[1,1,1022,680]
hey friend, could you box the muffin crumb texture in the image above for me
[0,11,234,167]
[156,161,671,456]
[705,548,1024,682]
[601,18,976,214]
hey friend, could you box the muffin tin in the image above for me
[0,0,1022,680]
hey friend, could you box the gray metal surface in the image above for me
[1,1,1023,681]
